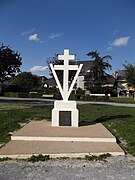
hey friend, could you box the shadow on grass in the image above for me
[80,114,132,126]
[95,114,132,123]
[79,121,95,126]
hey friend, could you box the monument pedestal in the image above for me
[52,100,78,127]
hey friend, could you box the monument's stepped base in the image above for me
[0,141,124,159]
[0,121,125,158]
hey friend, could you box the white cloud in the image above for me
[28,34,40,41]
[111,36,130,47]
[22,28,35,36]
[48,32,63,39]
[30,66,48,72]
[107,46,113,51]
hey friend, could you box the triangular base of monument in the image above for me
[0,121,125,159]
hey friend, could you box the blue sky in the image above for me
[0,0,135,77]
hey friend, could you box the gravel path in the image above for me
[0,155,135,180]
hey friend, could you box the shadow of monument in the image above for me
[79,121,96,126]
[95,114,132,123]
[79,114,132,126]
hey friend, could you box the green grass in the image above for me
[27,154,50,162]
[79,104,135,155]
[0,103,135,156]
[85,153,111,161]
[0,103,51,143]
[0,103,30,110]
[110,97,135,104]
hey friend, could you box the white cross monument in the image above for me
[50,49,83,127]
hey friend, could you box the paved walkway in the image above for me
[0,97,135,107]
[77,101,135,107]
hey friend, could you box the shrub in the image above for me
[0,157,12,161]
[85,153,111,161]
[29,92,43,98]
[4,92,29,98]
[88,85,113,95]
[27,154,50,162]
[4,85,26,92]
[82,95,109,102]
[69,88,85,100]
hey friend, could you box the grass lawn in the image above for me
[0,103,135,156]
[110,97,135,104]
[79,105,135,156]
[0,103,52,143]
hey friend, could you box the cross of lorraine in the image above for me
[50,49,83,101]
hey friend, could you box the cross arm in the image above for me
[54,65,79,70]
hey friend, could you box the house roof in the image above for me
[45,78,56,87]
[105,75,115,84]
[117,70,126,77]
[47,60,115,87]
[117,70,126,80]
[70,60,94,76]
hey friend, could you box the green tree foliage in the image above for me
[124,62,135,89]
[46,54,63,81]
[11,72,41,91]
[87,51,112,86]
[0,44,22,84]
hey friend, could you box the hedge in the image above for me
[82,95,109,102]
[4,92,29,98]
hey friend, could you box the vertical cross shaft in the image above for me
[58,50,75,99]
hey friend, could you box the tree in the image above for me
[87,51,112,86]
[11,72,40,92]
[123,62,135,89]
[46,54,63,81]
[0,44,22,84]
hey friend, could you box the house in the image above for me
[70,60,115,90]
[113,70,135,96]
[72,60,93,90]
[44,78,56,88]
[114,70,127,91]
[46,60,115,91]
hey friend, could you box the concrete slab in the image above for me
[0,141,124,159]
[11,121,116,142]
[0,121,125,158]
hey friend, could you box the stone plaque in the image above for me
[59,111,71,126]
